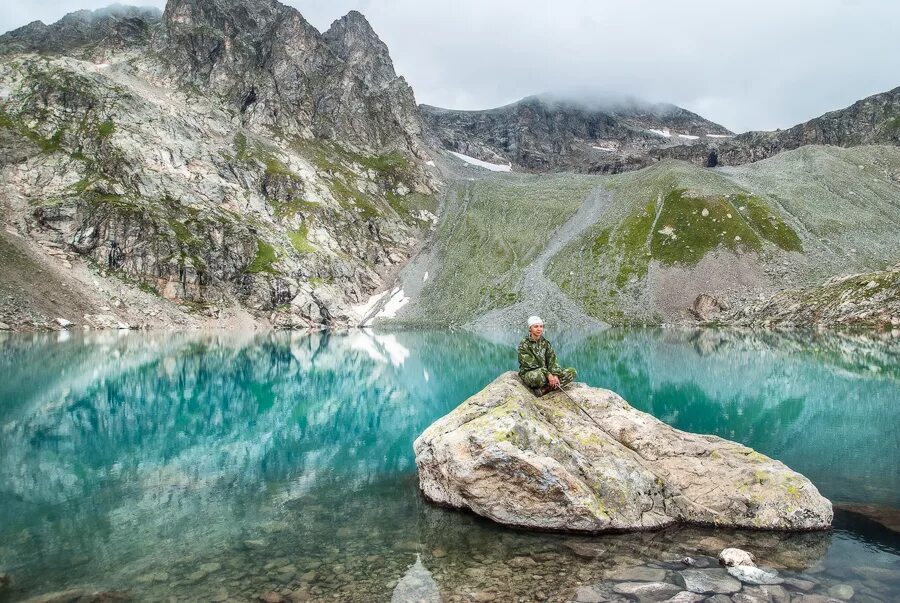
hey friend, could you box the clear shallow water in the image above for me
[0,328,898,602]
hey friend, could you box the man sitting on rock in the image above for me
[517,315,577,397]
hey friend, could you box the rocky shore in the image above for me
[722,264,900,332]
[5,534,894,602]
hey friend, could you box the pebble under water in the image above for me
[0,328,898,602]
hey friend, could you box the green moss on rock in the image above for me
[97,120,115,139]
[245,239,279,274]
[288,223,315,255]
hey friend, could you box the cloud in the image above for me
[3,0,898,132]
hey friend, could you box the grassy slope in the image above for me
[412,145,900,328]
[547,159,809,323]
[409,173,599,324]
[722,145,900,270]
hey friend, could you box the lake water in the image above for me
[0,328,898,602]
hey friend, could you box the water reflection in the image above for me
[0,328,898,601]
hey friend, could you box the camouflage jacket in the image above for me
[517,336,563,378]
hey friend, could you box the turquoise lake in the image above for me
[0,328,898,602]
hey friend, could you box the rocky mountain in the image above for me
[0,0,439,332]
[0,4,161,58]
[423,86,900,174]
[152,1,426,154]
[2,1,898,334]
[420,94,734,173]
[656,86,900,167]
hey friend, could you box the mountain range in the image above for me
[0,0,897,333]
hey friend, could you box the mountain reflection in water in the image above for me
[0,328,897,601]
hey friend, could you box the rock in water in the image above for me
[391,554,440,603]
[413,372,832,532]
[726,565,784,585]
[718,548,756,567]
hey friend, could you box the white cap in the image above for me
[527,315,543,328]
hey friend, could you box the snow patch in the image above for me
[351,289,390,324]
[375,287,410,319]
[425,160,435,167]
[706,134,733,138]
[678,134,699,140]
[648,128,671,138]
[448,151,512,172]
[592,145,616,152]
[423,271,429,282]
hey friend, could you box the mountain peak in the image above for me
[0,3,161,56]
[323,10,396,90]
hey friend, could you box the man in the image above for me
[517,315,577,396]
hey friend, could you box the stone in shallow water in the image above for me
[719,547,756,567]
[19,589,131,602]
[414,372,833,533]
[564,540,607,559]
[727,565,784,585]
[612,581,683,602]
[199,562,221,574]
[660,592,704,603]
[675,569,742,594]
[604,566,668,582]
[784,577,817,591]
[506,555,537,568]
[390,554,440,603]
[573,585,606,603]
[827,584,855,599]
[850,566,899,583]
[679,555,717,569]
[209,589,229,602]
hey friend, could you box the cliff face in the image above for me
[153,1,425,154]
[0,0,438,331]
[420,95,733,173]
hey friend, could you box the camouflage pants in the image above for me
[520,367,577,389]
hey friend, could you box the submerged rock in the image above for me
[414,372,832,532]
[391,554,440,603]
[19,589,130,603]
[726,565,783,585]
[612,581,682,601]
[719,548,756,567]
[676,569,742,595]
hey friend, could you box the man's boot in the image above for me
[532,385,553,397]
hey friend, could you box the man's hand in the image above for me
[547,374,560,389]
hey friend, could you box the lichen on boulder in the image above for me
[413,372,832,532]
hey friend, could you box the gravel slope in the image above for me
[465,186,612,334]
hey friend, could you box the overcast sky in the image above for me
[3,0,899,133]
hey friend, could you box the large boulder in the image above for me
[413,372,832,532]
